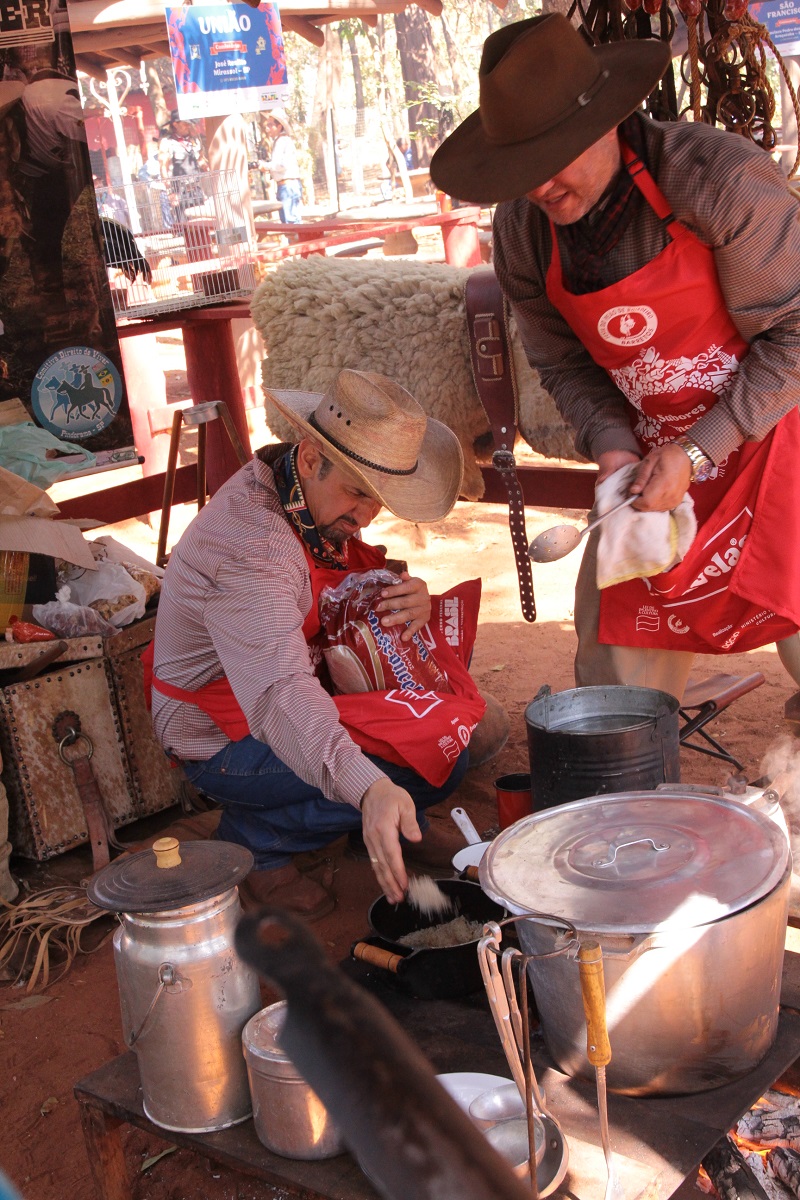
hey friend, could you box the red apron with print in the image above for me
[546,139,800,653]
[143,537,486,786]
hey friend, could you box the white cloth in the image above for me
[595,462,696,590]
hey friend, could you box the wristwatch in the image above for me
[673,435,714,483]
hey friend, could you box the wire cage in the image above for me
[94,169,257,319]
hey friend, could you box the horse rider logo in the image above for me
[598,305,658,347]
[31,347,122,441]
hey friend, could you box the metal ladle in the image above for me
[528,495,637,563]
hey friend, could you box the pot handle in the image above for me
[352,942,403,974]
[533,684,551,702]
[651,703,674,744]
[128,962,176,1047]
[593,933,658,962]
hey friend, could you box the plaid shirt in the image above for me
[493,112,800,467]
[151,454,384,808]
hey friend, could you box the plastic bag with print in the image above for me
[319,571,486,787]
[318,569,452,696]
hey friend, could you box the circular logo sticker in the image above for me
[667,614,691,635]
[32,347,122,441]
[597,306,658,347]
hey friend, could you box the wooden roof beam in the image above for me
[280,15,325,44]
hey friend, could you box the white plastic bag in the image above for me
[58,560,146,627]
[33,587,117,638]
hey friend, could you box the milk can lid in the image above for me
[479,791,789,934]
[88,838,254,912]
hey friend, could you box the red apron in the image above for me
[546,139,800,653]
[143,537,486,787]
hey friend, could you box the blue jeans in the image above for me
[277,180,302,224]
[182,737,469,870]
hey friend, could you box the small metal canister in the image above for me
[89,837,261,1133]
[242,1001,344,1159]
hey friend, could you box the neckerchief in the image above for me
[559,114,648,295]
[273,446,350,570]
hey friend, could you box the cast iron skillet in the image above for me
[351,879,506,1000]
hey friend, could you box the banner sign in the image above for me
[751,0,800,56]
[166,2,289,120]
[0,0,55,47]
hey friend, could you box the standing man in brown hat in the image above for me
[432,15,800,705]
[149,370,507,918]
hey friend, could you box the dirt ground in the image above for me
[2,490,798,1200]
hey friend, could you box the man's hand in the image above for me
[375,572,431,643]
[361,777,422,903]
[596,449,642,485]
[629,443,693,512]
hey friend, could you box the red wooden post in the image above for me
[441,213,483,268]
[182,314,252,494]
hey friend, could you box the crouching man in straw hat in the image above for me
[147,371,508,919]
[431,15,800,707]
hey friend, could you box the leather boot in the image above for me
[786,691,800,737]
[468,693,511,767]
[239,863,335,921]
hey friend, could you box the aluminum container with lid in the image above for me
[479,790,791,1096]
[242,1001,344,1159]
[89,837,261,1132]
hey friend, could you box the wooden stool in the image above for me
[679,671,766,773]
[156,400,249,567]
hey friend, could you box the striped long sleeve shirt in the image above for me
[151,452,384,808]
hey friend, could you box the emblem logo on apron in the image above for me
[597,305,658,346]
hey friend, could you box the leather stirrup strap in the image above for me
[465,269,536,622]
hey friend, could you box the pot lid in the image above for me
[243,1002,290,1063]
[88,838,253,912]
[479,791,789,935]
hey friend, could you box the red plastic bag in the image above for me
[318,569,452,696]
[5,615,56,643]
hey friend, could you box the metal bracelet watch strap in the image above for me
[465,270,536,623]
[673,434,714,482]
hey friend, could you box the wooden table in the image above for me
[74,945,800,1200]
[254,207,484,268]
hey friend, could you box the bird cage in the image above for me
[95,169,257,319]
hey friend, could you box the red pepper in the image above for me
[7,615,56,643]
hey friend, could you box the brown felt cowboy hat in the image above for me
[266,370,464,522]
[430,14,671,204]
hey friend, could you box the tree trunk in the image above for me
[309,26,343,203]
[344,30,365,112]
[394,8,441,166]
[144,61,168,131]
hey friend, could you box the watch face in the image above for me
[694,460,714,482]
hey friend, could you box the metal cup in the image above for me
[494,773,533,830]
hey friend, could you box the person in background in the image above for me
[431,14,800,711]
[259,109,302,224]
[104,145,122,187]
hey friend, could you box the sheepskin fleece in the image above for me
[250,258,581,501]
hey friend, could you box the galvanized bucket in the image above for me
[525,685,680,810]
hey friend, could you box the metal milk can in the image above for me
[89,836,261,1133]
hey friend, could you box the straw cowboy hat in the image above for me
[266,108,293,136]
[266,370,464,523]
[430,14,671,204]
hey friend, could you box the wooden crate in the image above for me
[104,615,183,820]
[1,618,181,860]
[0,655,136,860]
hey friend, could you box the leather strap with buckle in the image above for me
[465,269,536,623]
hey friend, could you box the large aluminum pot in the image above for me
[479,790,790,1096]
[89,837,261,1132]
[526,685,680,809]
